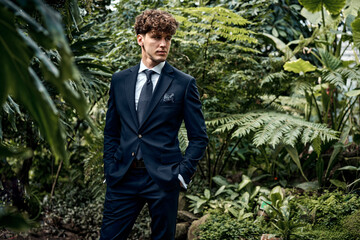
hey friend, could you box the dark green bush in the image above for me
[46,185,151,240]
[45,186,104,239]
[295,226,352,240]
[197,211,262,240]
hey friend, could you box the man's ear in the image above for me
[137,34,144,46]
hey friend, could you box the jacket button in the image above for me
[138,134,142,138]
[131,152,135,156]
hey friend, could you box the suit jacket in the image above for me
[103,62,208,190]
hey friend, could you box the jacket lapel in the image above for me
[139,62,174,130]
[125,63,140,128]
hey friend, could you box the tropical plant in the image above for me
[210,0,360,188]
[186,175,267,215]
[259,186,305,240]
[0,0,110,228]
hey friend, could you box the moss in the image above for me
[342,209,360,239]
[197,212,262,240]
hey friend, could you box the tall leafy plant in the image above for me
[169,6,262,185]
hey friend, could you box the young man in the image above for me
[100,9,208,240]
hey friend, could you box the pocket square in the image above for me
[163,93,175,102]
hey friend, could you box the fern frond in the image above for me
[178,124,189,153]
[212,111,338,147]
[261,71,287,86]
[321,69,344,87]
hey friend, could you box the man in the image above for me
[100,9,208,240]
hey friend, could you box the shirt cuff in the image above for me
[178,174,188,189]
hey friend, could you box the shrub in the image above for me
[290,190,360,227]
[44,186,104,239]
[197,211,262,240]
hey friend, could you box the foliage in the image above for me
[186,175,267,215]
[290,190,360,228]
[298,0,346,14]
[259,186,304,240]
[209,111,338,147]
[341,209,360,238]
[44,185,104,239]
[0,206,32,231]
[0,0,89,161]
[197,211,262,240]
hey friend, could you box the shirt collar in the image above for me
[139,61,165,75]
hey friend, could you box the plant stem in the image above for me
[321,3,330,53]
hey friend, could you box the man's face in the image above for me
[137,31,172,68]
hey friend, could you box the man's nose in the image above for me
[159,38,166,46]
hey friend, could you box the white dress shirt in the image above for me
[136,61,188,189]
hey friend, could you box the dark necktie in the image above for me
[136,69,154,160]
[137,69,155,125]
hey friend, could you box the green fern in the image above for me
[209,111,338,147]
[178,124,189,153]
[171,6,258,53]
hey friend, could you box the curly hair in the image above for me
[134,9,179,35]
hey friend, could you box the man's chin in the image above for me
[153,57,167,63]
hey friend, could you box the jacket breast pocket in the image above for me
[161,151,183,164]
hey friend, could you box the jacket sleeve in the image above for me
[180,78,208,184]
[103,77,121,179]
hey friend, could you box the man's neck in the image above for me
[139,61,165,75]
[142,58,162,69]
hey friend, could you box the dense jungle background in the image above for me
[1,0,360,239]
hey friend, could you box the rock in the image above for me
[261,234,281,240]
[178,192,187,211]
[177,210,198,223]
[187,214,210,240]
[175,222,190,240]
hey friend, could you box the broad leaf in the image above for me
[299,0,346,15]
[301,7,324,25]
[284,59,317,74]
[212,175,229,186]
[215,185,226,196]
[338,166,359,171]
[204,189,211,200]
[325,125,350,178]
[0,143,32,158]
[261,33,296,61]
[352,17,360,50]
[295,181,320,191]
[346,89,360,97]
[330,179,347,189]
[285,146,309,181]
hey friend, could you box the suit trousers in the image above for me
[100,167,180,240]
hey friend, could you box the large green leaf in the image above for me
[285,146,309,181]
[346,89,360,97]
[0,1,85,162]
[352,17,360,49]
[299,0,346,15]
[0,207,31,231]
[343,0,360,20]
[261,33,296,61]
[284,59,317,74]
[0,143,32,158]
[325,125,350,178]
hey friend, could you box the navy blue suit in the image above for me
[100,62,208,239]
